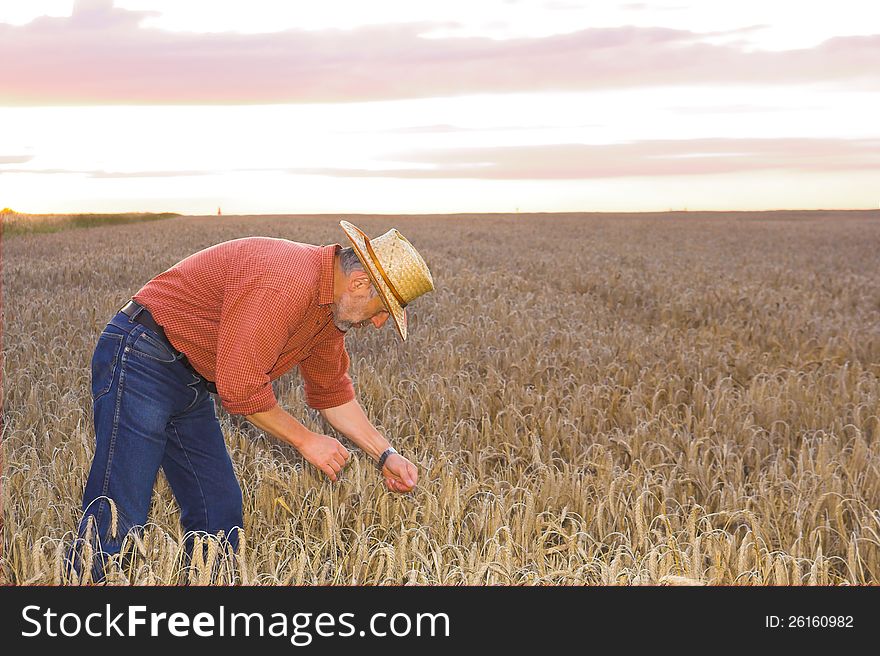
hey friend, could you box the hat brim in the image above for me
[339,220,408,341]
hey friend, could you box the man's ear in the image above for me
[349,270,372,292]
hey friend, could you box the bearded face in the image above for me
[332,286,385,332]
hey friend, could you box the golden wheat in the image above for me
[2,211,879,585]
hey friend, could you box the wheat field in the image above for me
[2,211,879,585]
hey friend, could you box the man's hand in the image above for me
[244,406,351,482]
[297,432,350,482]
[382,453,418,493]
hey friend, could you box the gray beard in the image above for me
[332,285,378,332]
[334,315,370,332]
[331,296,360,332]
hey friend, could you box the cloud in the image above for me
[360,123,600,134]
[666,104,820,114]
[284,138,880,179]
[618,3,687,10]
[1,1,878,105]
[66,0,159,29]
[380,124,480,134]
[88,169,212,178]
[0,167,215,177]
[544,1,591,9]
[3,138,878,181]
[0,155,34,164]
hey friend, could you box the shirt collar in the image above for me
[318,243,341,306]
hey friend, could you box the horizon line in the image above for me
[7,208,880,217]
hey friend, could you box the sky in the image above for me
[1,0,878,214]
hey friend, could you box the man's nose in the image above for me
[371,312,390,328]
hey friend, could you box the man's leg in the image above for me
[161,386,243,565]
[73,311,202,581]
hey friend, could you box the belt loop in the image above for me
[127,299,145,323]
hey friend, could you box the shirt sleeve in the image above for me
[215,287,304,415]
[298,331,356,410]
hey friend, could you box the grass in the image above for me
[1,211,180,236]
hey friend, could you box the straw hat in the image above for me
[339,220,434,341]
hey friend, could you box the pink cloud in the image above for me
[1,1,878,105]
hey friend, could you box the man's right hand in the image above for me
[244,405,351,482]
[297,432,350,482]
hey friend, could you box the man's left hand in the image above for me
[382,454,418,493]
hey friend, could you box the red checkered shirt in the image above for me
[132,237,355,415]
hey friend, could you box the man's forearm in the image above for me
[319,399,390,462]
[244,404,314,449]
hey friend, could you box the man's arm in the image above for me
[297,334,416,492]
[318,398,388,460]
[319,399,418,492]
[245,405,350,482]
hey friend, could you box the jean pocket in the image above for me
[91,331,124,401]
[130,329,179,363]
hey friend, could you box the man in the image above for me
[74,220,434,578]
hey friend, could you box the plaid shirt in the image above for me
[133,237,355,415]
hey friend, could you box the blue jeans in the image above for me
[73,308,242,580]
